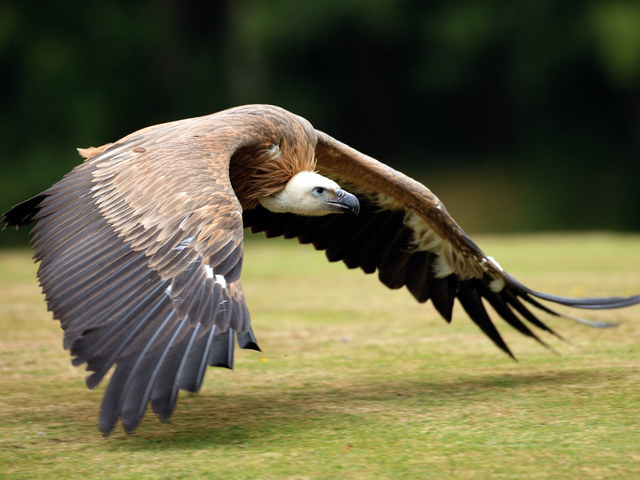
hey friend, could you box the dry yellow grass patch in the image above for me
[0,234,638,479]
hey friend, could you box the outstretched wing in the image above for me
[244,130,640,357]
[4,118,260,435]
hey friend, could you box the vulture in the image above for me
[3,104,639,436]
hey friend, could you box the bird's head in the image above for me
[258,171,360,216]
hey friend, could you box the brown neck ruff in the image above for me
[229,131,317,210]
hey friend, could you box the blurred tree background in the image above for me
[1,0,639,245]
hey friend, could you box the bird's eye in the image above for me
[313,187,326,196]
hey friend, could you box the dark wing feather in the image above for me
[246,130,640,358]
[314,131,640,348]
[2,193,46,228]
[4,105,640,437]
[2,113,268,435]
[456,282,515,358]
[150,322,203,423]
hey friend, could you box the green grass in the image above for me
[0,233,639,479]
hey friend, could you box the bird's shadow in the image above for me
[98,368,612,450]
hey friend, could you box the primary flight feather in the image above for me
[4,104,639,435]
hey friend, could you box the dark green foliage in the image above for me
[2,0,639,243]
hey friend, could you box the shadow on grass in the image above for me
[89,368,620,449]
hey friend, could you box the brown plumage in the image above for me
[3,104,639,436]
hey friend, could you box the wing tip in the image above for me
[237,328,261,352]
[2,194,46,229]
[505,272,640,310]
[531,291,640,310]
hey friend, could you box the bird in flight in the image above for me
[4,105,638,435]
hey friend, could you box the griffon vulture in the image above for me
[4,104,639,435]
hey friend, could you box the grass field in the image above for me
[0,234,639,479]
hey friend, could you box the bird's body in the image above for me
[4,104,639,435]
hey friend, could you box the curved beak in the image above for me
[329,189,360,215]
